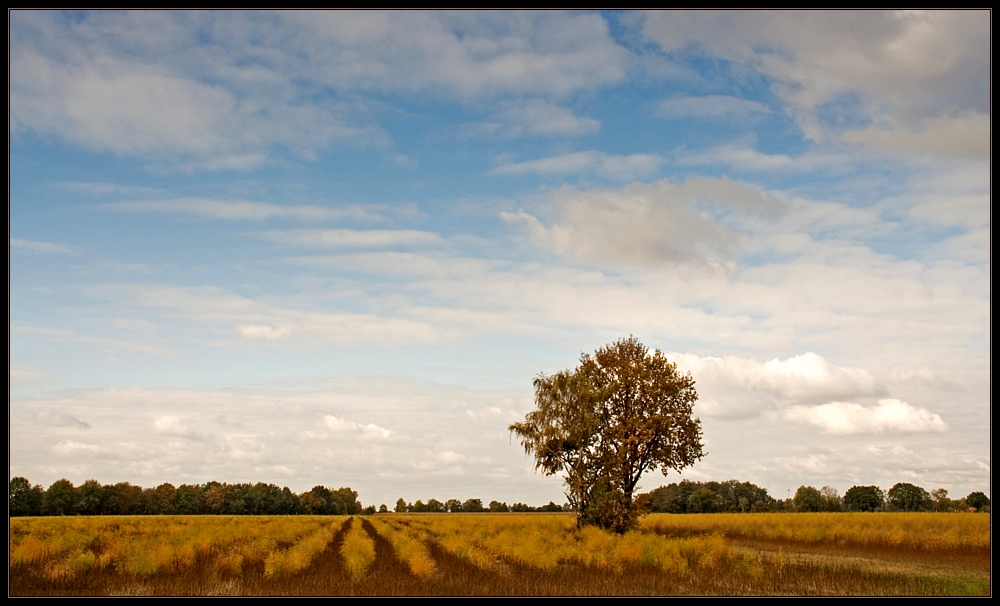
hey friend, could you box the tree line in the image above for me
[641,480,990,514]
[9,476,989,517]
[8,477,362,517]
[389,498,567,513]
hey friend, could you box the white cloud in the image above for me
[59,181,161,197]
[676,144,854,174]
[672,351,883,403]
[53,440,104,455]
[501,177,781,266]
[842,111,989,160]
[10,238,73,255]
[494,99,600,136]
[9,11,628,167]
[104,284,439,347]
[103,198,389,222]
[154,415,207,441]
[238,324,291,340]
[785,398,947,434]
[284,11,628,98]
[324,415,395,441]
[10,325,182,359]
[640,11,989,154]
[256,228,446,249]
[655,95,770,119]
[492,151,662,181]
[10,364,58,388]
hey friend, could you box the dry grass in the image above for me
[10,513,990,595]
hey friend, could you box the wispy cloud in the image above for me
[103,198,389,222]
[10,238,73,255]
[256,228,446,249]
[491,151,662,181]
[655,95,770,119]
[10,325,182,359]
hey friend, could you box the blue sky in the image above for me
[10,11,990,507]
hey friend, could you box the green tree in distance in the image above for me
[887,482,932,512]
[965,491,990,512]
[510,336,704,533]
[793,486,824,512]
[843,485,885,512]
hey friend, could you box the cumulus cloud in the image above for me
[501,177,782,266]
[238,325,291,341]
[491,151,662,181]
[673,351,883,402]
[785,398,947,434]
[154,416,207,441]
[640,10,989,154]
[103,198,389,222]
[842,111,989,160]
[323,415,394,440]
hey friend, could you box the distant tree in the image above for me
[426,498,445,513]
[300,491,327,515]
[379,504,388,513]
[489,500,510,512]
[329,487,361,515]
[445,499,463,513]
[395,498,408,513]
[222,483,253,515]
[887,483,932,512]
[101,482,142,515]
[462,498,484,512]
[9,477,43,516]
[43,479,77,516]
[174,484,205,514]
[843,485,885,512]
[510,502,531,512]
[820,486,843,512]
[203,483,227,514]
[152,483,177,514]
[279,487,302,515]
[363,505,376,515]
[965,491,990,512]
[246,483,283,515]
[76,479,105,516]
[793,486,824,512]
[930,488,956,512]
[687,487,722,513]
[411,500,427,513]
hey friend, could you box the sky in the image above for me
[9,10,990,508]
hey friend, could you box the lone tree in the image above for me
[510,336,704,533]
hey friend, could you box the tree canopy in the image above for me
[887,482,933,512]
[843,485,886,512]
[510,336,704,533]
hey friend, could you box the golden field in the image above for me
[9,513,990,596]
